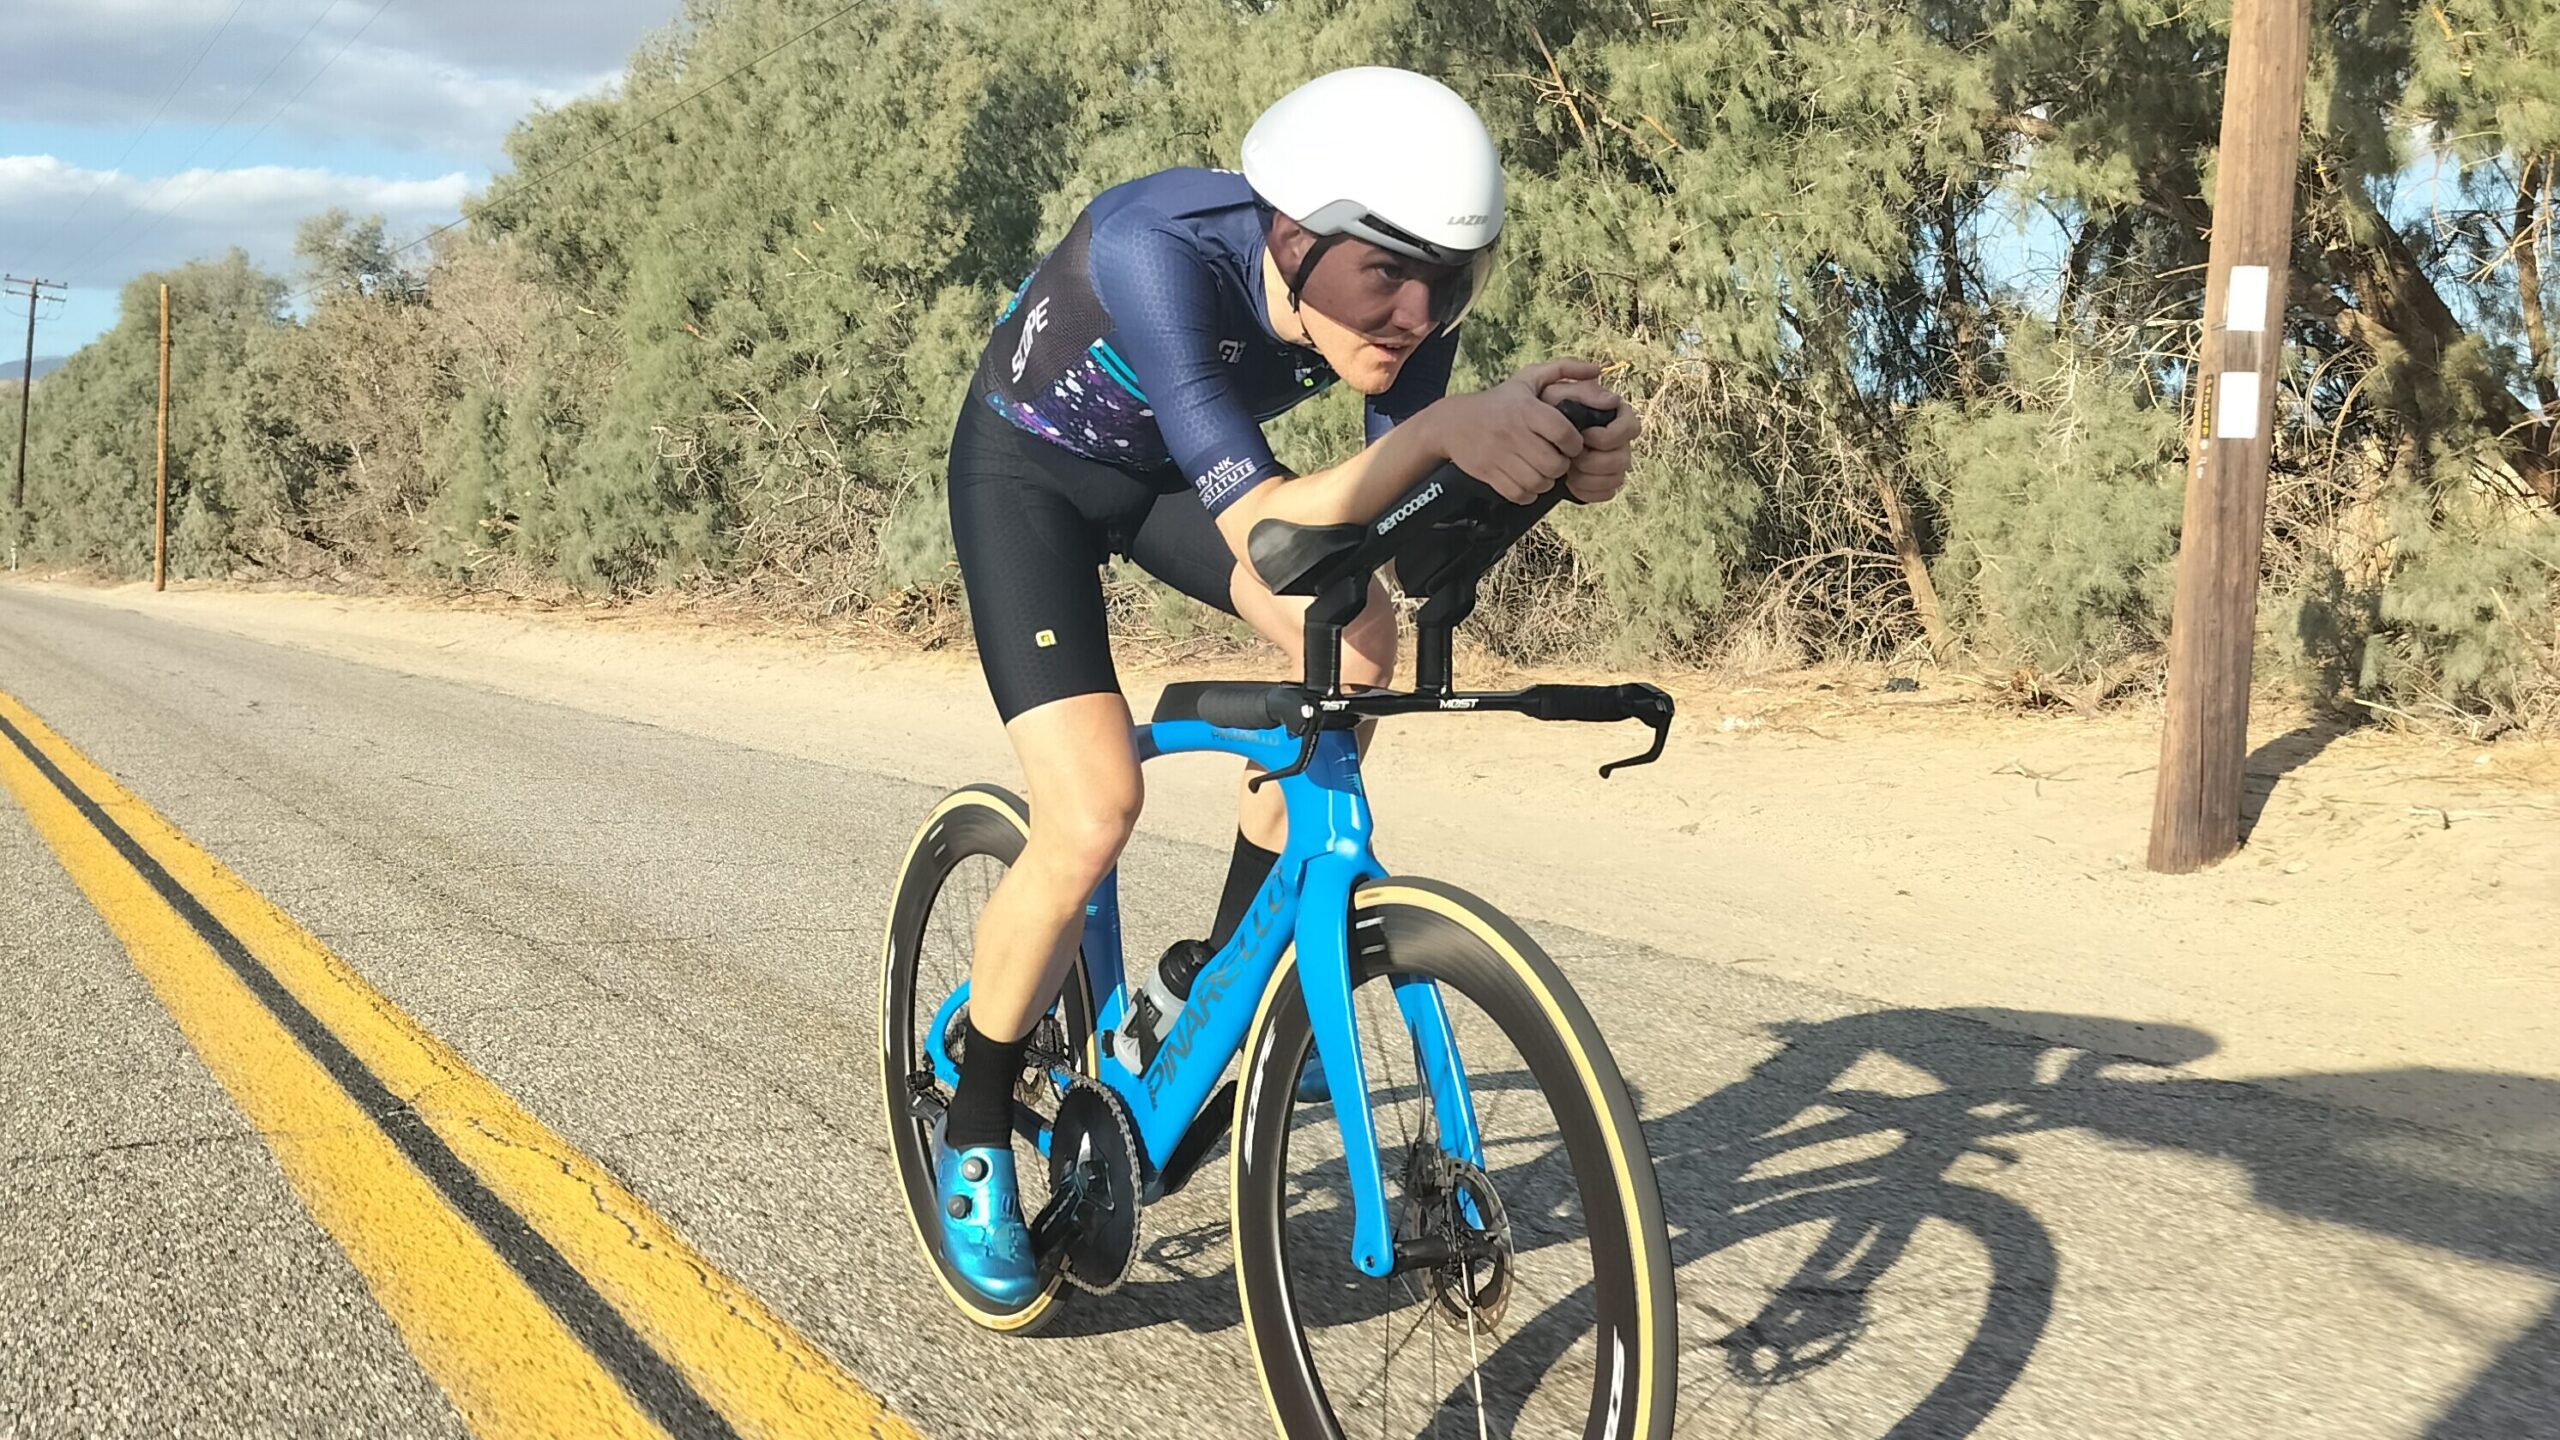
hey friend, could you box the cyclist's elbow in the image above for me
[1214,486,1272,560]
[1248,463,1367,533]
[1218,468,1323,548]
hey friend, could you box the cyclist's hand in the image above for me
[1540,376,1640,504]
[1428,359,1598,504]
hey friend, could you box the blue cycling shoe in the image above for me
[932,1120,1041,1307]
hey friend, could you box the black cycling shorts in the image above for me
[947,397,1242,722]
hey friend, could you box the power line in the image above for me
[83,0,402,290]
[284,0,867,310]
[24,0,256,275]
[70,0,350,288]
[205,0,400,179]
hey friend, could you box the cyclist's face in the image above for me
[1302,237,1463,340]
[1271,223,1466,393]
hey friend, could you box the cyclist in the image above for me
[935,65,1640,1304]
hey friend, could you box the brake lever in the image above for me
[1248,722,1324,792]
[1597,685,1675,779]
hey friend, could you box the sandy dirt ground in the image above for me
[13,576,2553,1158]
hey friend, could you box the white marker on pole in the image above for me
[2213,371,2261,439]
[2224,265,2271,332]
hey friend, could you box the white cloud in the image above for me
[271,41,626,157]
[8,1,669,156]
[0,155,472,291]
[1,1,674,320]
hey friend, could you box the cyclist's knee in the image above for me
[1026,774,1141,882]
[1004,692,1141,884]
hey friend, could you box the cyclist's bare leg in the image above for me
[932,694,1132,1299]
[968,691,1144,1043]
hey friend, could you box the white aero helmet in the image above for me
[1241,67,1504,333]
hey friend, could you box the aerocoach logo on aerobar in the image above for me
[1009,296,1051,382]
[1375,479,1443,535]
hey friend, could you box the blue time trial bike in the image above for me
[880,401,1680,1438]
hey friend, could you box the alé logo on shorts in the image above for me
[1143,881,1287,1104]
[1009,296,1052,382]
[1218,338,1246,365]
[1374,479,1443,536]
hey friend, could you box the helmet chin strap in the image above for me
[1282,231,1345,345]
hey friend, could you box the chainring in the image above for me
[1032,1077,1143,1294]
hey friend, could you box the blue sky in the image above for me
[2,0,688,356]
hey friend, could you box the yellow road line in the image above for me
[0,688,921,1440]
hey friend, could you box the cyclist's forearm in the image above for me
[1214,408,1452,555]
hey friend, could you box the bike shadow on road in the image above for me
[1641,1007,2559,1438]
[1069,1005,2560,1440]
[1949,1009,2560,1440]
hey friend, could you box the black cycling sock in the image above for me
[1209,830,1282,950]
[946,1022,1030,1151]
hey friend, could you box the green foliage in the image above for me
[2374,487,2560,703]
[1921,330,2185,675]
[8,0,2554,727]
[11,252,293,577]
[2276,479,2560,726]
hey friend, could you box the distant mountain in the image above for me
[0,356,67,383]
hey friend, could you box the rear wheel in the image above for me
[878,784,1094,1334]
[1231,877,1678,1438]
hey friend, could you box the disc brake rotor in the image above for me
[1404,1154,1513,1331]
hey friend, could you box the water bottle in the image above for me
[1112,939,1214,1073]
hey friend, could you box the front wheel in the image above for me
[1231,877,1678,1439]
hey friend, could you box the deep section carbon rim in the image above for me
[1233,882,1674,1439]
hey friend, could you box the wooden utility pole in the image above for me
[155,284,170,591]
[6,275,65,515]
[2147,0,2312,873]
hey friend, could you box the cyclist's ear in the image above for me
[1267,214,1315,273]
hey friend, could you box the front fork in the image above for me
[1293,855,1488,1279]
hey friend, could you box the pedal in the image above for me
[903,1071,947,1126]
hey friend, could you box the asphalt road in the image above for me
[1,585,2553,1440]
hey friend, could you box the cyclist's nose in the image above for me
[1385,279,1435,338]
